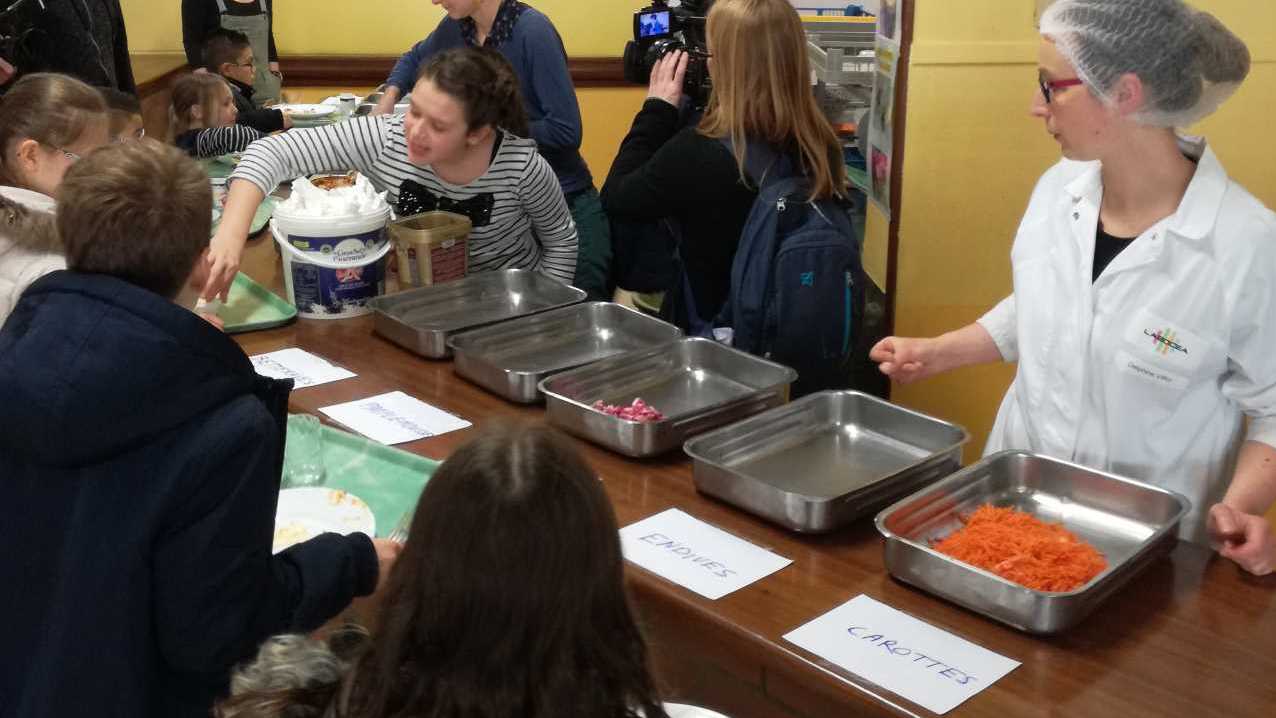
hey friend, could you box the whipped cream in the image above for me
[277,173,389,218]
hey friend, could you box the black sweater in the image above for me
[600,99,756,327]
[228,76,286,133]
[13,0,136,93]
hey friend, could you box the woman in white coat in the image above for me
[871,0,1276,575]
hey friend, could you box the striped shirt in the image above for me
[230,115,578,283]
[175,126,264,159]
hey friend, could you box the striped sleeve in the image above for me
[194,126,264,158]
[519,152,578,284]
[230,116,394,196]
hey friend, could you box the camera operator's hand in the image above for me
[648,50,688,108]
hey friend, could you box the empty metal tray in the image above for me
[684,391,968,533]
[448,302,683,403]
[875,451,1190,634]
[539,337,797,457]
[369,269,586,358]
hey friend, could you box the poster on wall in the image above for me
[867,35,899,216]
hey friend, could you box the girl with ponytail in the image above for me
[873,0,1276,575]
[205,47,578,300]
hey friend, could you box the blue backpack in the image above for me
[687,139,863,395]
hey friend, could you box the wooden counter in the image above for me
[233,235,1276,718]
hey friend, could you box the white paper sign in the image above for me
[783,595,1020,715]
[619,508,792,600]
[251,348,355,389]
[319,391,470,445]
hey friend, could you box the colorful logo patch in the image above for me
[1144,328,1187,356]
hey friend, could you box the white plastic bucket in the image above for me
[270,208,392,319]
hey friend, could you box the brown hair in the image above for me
[58,139,212,299]
[218,423,668,718]
[416,47,531,137]
[202,27,252,74]
[170,73,231,137]
[699,0,848,200]
[0,73,108,187]
[100,87,143,140]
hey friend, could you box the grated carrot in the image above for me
[930,505,1107,592]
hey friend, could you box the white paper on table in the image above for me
[250,348,355,389]
[619,508,792,600]
[783,595,1020,715]
[319,391,470,445]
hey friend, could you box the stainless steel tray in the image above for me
[448,302,682,403]
[539,337,798,457]
[684,391,968,533]
[369,269,586,358]
[875,451,1189,634]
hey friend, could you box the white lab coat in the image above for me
[978,137,1276,543]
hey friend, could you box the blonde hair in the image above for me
[0,73,108,188]
[58,139,212,299]
[698,0,847,200]
[169,73,231,137]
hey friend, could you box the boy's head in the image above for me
[99,87,144,143]
[58,140,212,301]
[203,28,255,87]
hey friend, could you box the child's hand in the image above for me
[281,112,294,130]
[1208,503,1276,576]
[203,229,243,302]
[371,538,403,590]
[198,312,226,331]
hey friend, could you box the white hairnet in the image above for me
[1040,0,1250,127]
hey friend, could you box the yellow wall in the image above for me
[891,0,1276,469]
[123,0,647,57]
[577,87,649,180]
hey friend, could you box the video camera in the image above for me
[623,0,714,110]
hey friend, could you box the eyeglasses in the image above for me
[233,58,256,68]
[114,127,146,144]
[41,142,81,162]
[1038,73,1084,103]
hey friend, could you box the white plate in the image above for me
[275,103,338,120]
[273,487,376,553]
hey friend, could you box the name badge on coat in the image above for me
[1115,308,1209,393]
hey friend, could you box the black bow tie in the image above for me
[397,180,495,227]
